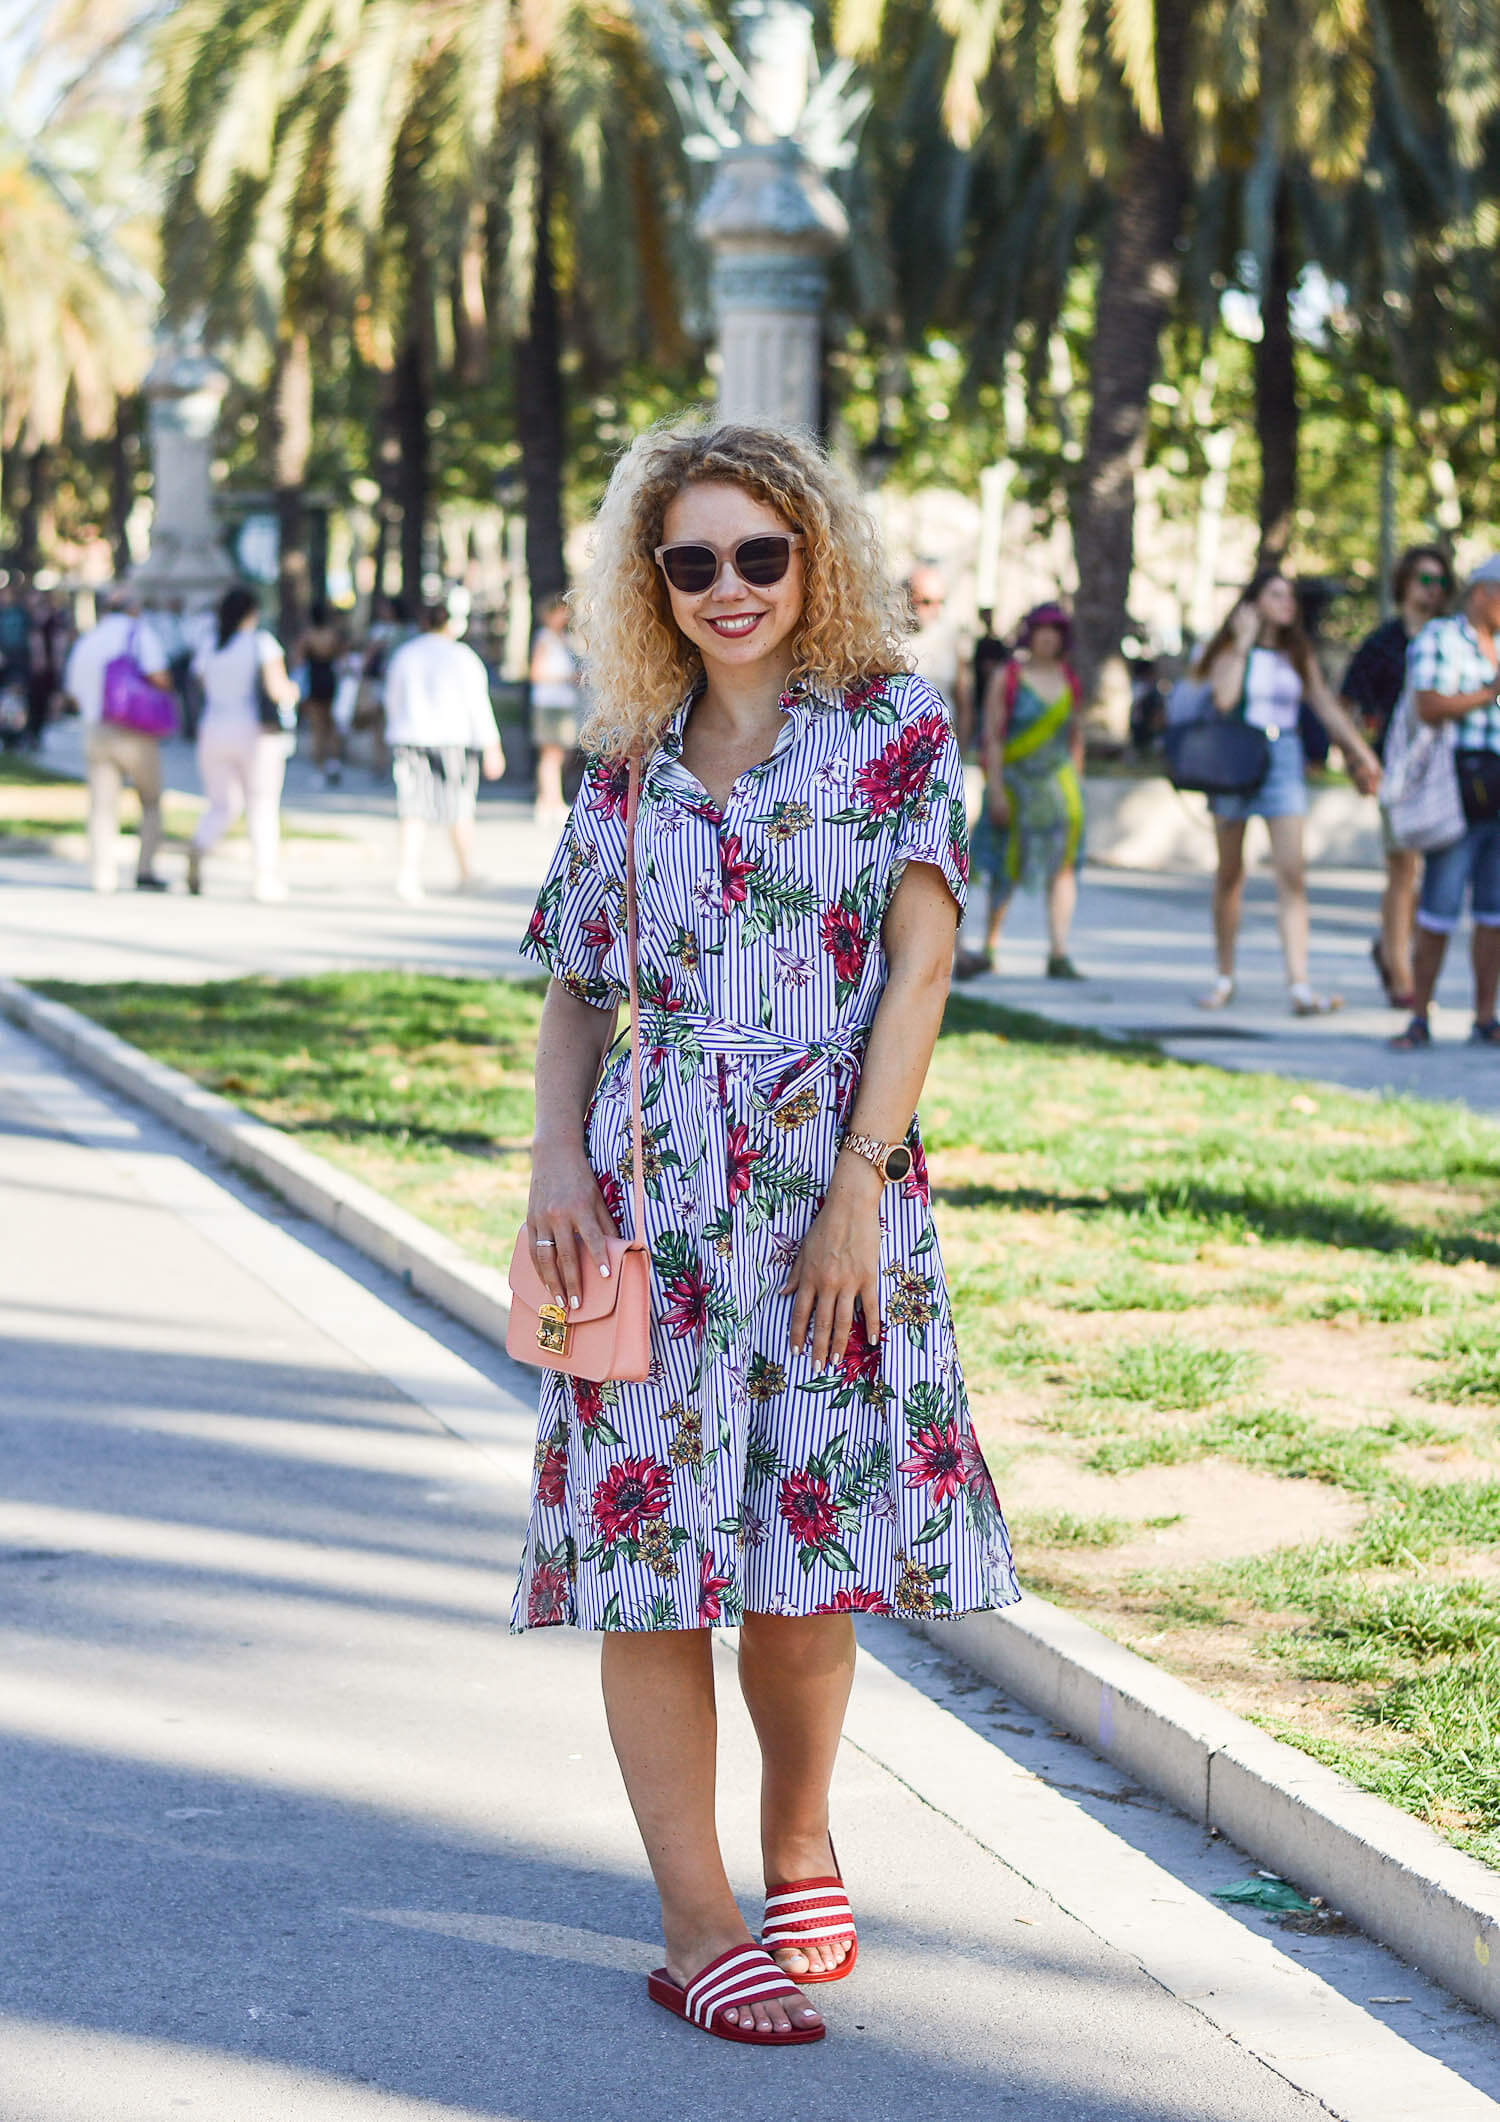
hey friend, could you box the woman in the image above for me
[1340,547,1453,1008]
[187,587,300,902]
[529,594,581,830]
[298,601,345,788]
[957,602,1084,980]
[518,422,1017,2047]
[1195,571,1381,1013]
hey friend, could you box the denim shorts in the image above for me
[1207,729,1307,822]
[1417,819,1500,934]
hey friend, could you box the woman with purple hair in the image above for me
[955,602,1085,980]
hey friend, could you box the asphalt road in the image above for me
[4,1020,1500,2120]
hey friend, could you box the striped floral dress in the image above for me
[513,672,1019,1633]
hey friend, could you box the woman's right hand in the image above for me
[1229,601,1259,653]
[527,1141,618,1312]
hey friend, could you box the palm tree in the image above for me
[150,0,697,626]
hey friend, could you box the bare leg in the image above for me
[86,741,123,892]
[600,1632,821,2036]
[1266,812,1311,991]
[1475,925,1500,1025]
[396,817,424,898]
[449,814,474,885]
[535,742,566,817]
[1409,923,1449,1018]
[1382,849,1420,998]
[1046,864,1078,958]
[1208,819,1247,984]
[983,885,1011,956]
[737,1611,856,1979]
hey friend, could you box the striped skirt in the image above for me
[393,745,480,825]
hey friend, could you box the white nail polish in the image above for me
[570,1295,580,1310]
[599,1263,610,1278]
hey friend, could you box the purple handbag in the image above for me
[102,625,177,739]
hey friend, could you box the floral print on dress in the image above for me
[512,673,1019,1632]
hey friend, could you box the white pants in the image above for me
[194,726,288,884]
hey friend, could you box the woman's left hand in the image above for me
[783,1163,883,1369]
[481,742,505,781]
[1349,746,1381,797]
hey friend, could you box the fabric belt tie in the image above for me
[639,1010,866,1116]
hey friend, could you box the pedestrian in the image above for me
[187,586,300,902]
[1388,556,1500,1051]
[955,601,1085,981]
[24,587,64,750]
[384,597,505,901]
[60,588,174,893]
[516,419,1017,2047]
[528,593,581,830]
[905,563,973,753]
[0,577,32,751]
[1341,547,1453,1010]
[1194,570,1381,1013]
[298,601,345,787]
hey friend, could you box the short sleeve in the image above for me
[521,755,631,1009]
[1406,621,1443,695]
[255,629,282,669]
[889,675,969,914]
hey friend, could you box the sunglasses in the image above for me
[654,533,802,595]
[1414,569,1447,588]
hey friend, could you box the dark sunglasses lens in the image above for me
[661,545,718,593]
[734,536,792,586]
[1416,571,1444,586]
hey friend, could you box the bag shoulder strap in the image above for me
[624,754,646,1248]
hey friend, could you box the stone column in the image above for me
[696,139,846,430]
[132,334,236,608]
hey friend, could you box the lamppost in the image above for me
[635,0,867,430]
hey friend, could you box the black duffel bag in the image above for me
[1164,714,1271,798]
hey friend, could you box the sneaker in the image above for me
[1470,1020,1500,1048]
[1046,953,1084,980]
[135,872,168,892]
[251,877,289,904]
[322,765,342,789]
[395,875,425,904]
[952,946,993,982]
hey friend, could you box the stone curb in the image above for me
[5,975,1499,2022]
[918,1604,1500,2021]
[0,977,514,1352]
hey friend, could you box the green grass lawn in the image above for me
[38,969,1500,1866]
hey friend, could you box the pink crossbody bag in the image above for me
[506,754,652,1383]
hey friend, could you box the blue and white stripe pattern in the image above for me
[512,673,1020,1633]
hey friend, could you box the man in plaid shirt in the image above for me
[1393,555,1500,1049]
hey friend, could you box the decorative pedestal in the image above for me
[131,336,236,609]
[697,141,846,429]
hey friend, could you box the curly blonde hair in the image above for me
[573,419,911,760]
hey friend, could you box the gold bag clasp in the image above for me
[537,1303,569,1356]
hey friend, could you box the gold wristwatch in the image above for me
[839,1131,914,1185]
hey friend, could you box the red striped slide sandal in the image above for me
[646,1941,825,2045]
[761,1860,858,1984]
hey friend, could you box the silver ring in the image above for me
[533,1236,557,1248]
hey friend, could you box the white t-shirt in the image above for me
[384,632,500,750]
[192,628,281,732]
[63,614,168,726]
[531,626,579,711]
[1243,646,1303,734]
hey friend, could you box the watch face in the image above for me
[884,1145,913,1183]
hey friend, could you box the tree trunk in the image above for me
[15,446,51,575]
[1254,179,1298,569]
[1069,0,1192,716]
[109,398,136,578]
[393,318,429,609]
[271,328,313,642]
[515,96,568,609]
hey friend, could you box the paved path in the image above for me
[3,1018,1500,2121]
[4,725,1498,1113]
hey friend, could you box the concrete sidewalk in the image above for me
[4,1018,1500,2120]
